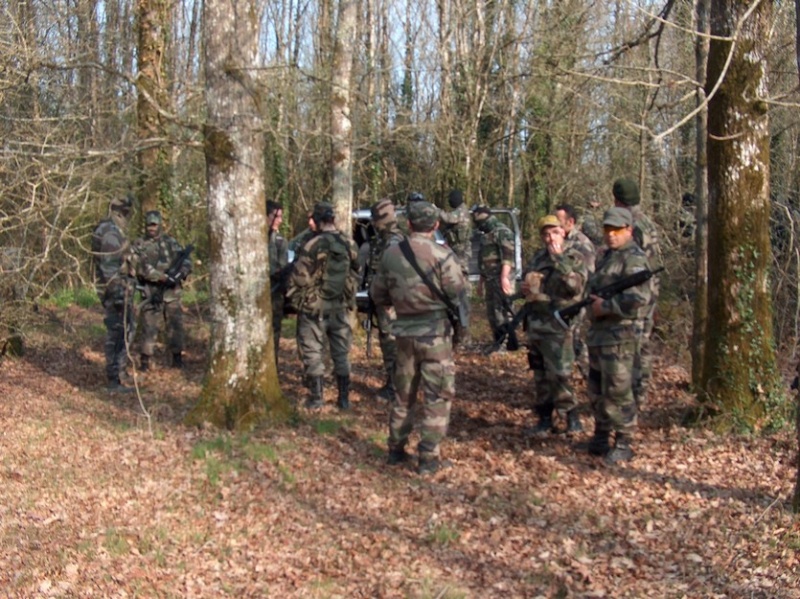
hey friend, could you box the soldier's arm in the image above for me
[438,209,458,226]
[601,257,652,319]
[440,252,466,301]
[288,238,319,289]
[551,250,588,299]
[369,256,391,306]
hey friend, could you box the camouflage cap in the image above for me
[602,206,633,228]
[312,201,335,224]
[145,210,162,225]
[472,206,492,223]
[370,198,396,229]
[537,214,561,231]
[612,178,640,206]
[110,194,133,214]
[407,200,439,231]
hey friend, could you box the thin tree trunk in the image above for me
[187,0,290,430]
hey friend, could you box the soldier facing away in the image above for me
[286,201,360,410]
[370,201,466,475]
[367,198,405,400]
[472,206,516,348]
[129,210,193,371]
[585,207,652,464]
[267,200,289,364]
[91,195,135,392]
[612,178,662,407]
[521,215,589,437]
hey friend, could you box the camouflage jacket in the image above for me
[91,213,131,303]
[586,239,652,347]
[564,228,596,274]
[367,223,404,285]
[130,230,192,303]
[370,232,466,337]
[289,227,315,253]
[286,228,359,314]
[629,205,661,299]
[268,230,289,279]
[523,247,588,338]
[439,204,472,268]
[477,217,514,277]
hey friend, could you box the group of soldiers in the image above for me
[92,197,193,392]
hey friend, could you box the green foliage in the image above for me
[190,434,289,487]
[45,287,100,309]
[311,419,343,436]
[103,528,131,556]
[426,522,460,547]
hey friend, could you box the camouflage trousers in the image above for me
[633,301,657,403]
[527,331,577,413]
[139,298,184,357]
[297,309,352,379]
[587,341,638,435]
[389,334,455,461]
[271,291,284,362]
[376,304,397,380]
[484,282,512,340]
[103,298,134,381]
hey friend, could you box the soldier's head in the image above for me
[448,189,464,209]
[471,206,493,232]
[109,194,133,219]
[602,207,633,249]
[311,202,335,228]
[145,210,162,238]
[370,198,396,233]
[612,178,640,207]
[267,200,283,232]
[537,214,565,245]
[554,204,577,233]
[406,191,425,205]
[407,201,439,233]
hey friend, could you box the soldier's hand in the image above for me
[501,275,513,296]
[589,294,606,318]
[546,240,563,256]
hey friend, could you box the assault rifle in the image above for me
[553,266,664,330]
[141,244,194,308]
[484,277,524,354]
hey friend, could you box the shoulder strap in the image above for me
[398,238,458,315]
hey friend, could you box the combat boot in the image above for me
[418,457,453,476]
[171,352,184,369]
[587,428,611,456]
[106,376,134,393]
[139,354,150,372]
[305,376,323,409]
[566,409,584,434]
[376,376,395,401]
[336,375,350,410]
[387,447,410,465]
[604,433,634,464]
[524,405,553,438]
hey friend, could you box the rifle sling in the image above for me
[398,239,459,318]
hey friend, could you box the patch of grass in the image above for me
[192,435,233,460]
[239,435,277,462]
[312,419,343,436]
[103,528,130,556]
[426,522,460,547]
[281,317,297,338]
[44,287,100,309]
[204,456,227,486]
[182,287,209,307]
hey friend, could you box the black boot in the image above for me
[387,447,410,465]
[140,354,150,372]
[336,375,350,410]
[107,375,133,393]
[171,352,184,369]
[305,376,323,409]
[604,433,634,464]
[418,456,453,475]
[376,376,395,401]
[525,405,553,438]
[566,409,584,433]
[587,428,611,456]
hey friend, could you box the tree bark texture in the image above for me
[330,0,356,234]
[703,0,778,427]
[187,0,290,431]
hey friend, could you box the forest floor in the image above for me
[0,299,799,599]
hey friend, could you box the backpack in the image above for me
[319,232,352,302]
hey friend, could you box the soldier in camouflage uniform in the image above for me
[439,190,472,339]
[555,203,596,378]
[368,198,405,400]
[472,206,516,348]
[288,211,317,253]
[92,195,135,392]
[522,215,589,437]
[130,210,193,371]
[612,178,662,407]
[586,207,652,463]
[267,201,289,364]
[286,202,359,410]
[370,201,466,475]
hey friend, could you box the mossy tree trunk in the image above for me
[702,0,779,429]
[186,0,291,431]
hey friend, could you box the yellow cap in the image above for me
[537,214,561,231]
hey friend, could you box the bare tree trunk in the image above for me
[187,0,290,431]
[136,0,171,215]
[691,0,710,388]
[330,0,356,233]
[702,0,778,427]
